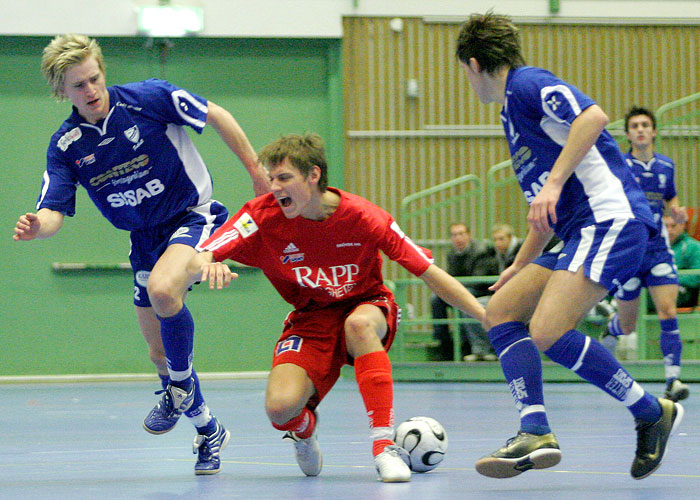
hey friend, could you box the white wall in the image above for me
[2,0,699,37]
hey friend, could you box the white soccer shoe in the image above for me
[282,411,323,476]
[374,445,411,482]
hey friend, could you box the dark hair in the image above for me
[259,133,328,191]
[456,11,525,74]
[624,106,657,132]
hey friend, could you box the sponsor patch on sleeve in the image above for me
[233,212,258,238]
[57,127,82,151]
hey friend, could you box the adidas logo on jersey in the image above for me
[283,242,300,253]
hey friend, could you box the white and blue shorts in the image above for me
[613,232,678,301]
[532,218,651,295]
[128,201,229,307]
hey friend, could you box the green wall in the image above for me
[0,36,343,375]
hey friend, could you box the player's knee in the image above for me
[265,393,302,425]
[344,313,373,334]
[527,317,556,351]
[655,303,677,319]
[146,278,179,314]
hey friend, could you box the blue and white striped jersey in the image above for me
[501,67,655,241]
[38,79,214,231]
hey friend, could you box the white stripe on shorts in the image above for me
[569,225,595,272]
[569,218,626,282]
[589,218,626,281]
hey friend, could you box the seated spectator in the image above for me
[430,223,493,360]
[664,215,700,308]
[489,223,523,272]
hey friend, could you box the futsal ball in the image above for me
[394,416,448,472]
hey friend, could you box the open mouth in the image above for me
[278,196,292,207]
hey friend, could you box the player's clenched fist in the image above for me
[13,213,41,241]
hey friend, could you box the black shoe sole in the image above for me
[475,448,562,478]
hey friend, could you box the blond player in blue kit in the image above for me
[13,33,270,474]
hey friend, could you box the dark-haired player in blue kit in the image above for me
[601,106,689,402]
[456,12,684,480]
[13,34,270,475]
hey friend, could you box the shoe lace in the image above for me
[152,389,175,414]
[284,432,316,459]
[382,445,402,458]
[504,432,524,447]
[634,419,654,455]
[193,434,213,459]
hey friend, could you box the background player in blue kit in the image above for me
[13,34,270,474]
[456,12,683,480]
[601,107,689,402]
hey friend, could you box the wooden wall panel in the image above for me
[343,16,700,296]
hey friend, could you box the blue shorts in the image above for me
[614,233,678,301]
[129,201,229,307]
[532,218,650,295]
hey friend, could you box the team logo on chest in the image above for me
[281,242,304,263]
[292,264,359,298]
[124,125,144,150]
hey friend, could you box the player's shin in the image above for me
[490,322,550,434]
[355,351,396,455]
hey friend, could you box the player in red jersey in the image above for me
[187,133,485,482]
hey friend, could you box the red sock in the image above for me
[271,407,316,439]
[372,438,395,457]
[355,351,396,456]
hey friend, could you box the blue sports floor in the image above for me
[1,378,696,500]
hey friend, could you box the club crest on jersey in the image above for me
[275,335,303,356]
[545,94,562,111]
[124,125,144,150]
[233,213,258,238]
[57,127,82,151]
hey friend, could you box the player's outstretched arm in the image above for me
[13,208,64,241]
[206,101,271,197]
[419,264,485,325]
[186,250,239,290]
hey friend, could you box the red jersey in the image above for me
[201,188,433,311]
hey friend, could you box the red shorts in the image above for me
[271,295,399,408]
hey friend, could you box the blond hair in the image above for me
[41,34,105,100]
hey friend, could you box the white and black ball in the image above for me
[394,416,448,472]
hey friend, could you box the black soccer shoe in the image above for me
[631,398,684,479]
[475,431,561,478]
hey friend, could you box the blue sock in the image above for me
[158,374,170,391]
[545,330,661,422]
[185,369,208,420]
[489,322,550,435]
[607,313,624,337]
[159,305,194,391]
[659,318,682,384]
